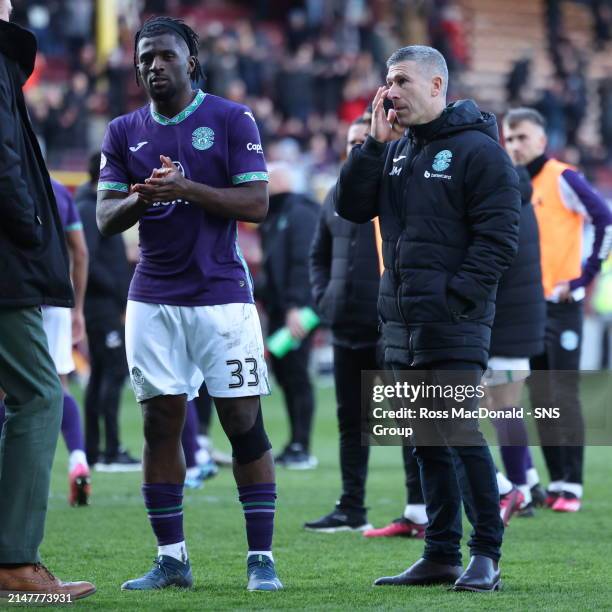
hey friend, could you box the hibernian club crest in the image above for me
[432,149,453,172]
[192,127,215,151]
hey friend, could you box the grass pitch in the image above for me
[37,383,611,610]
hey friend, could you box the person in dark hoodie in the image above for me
[75,152,138,471]
[257,161,320,469]
[304,116,427,537]
[336,45,521,592]
[483,166,547,523]
[0,0,95,599]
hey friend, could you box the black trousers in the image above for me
[528,300,584,484]
[270,335,315,451]
[391,360,503,565]
[333,344,423,512]
[84,321,128,464]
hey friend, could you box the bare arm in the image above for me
[65,228,89,343]
[132,156,268,223]
[97,189,151,237]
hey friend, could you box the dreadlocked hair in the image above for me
[133,16,203,86]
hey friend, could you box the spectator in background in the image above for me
[276,43,315,122]
[599,78,612,160]
[534,76,567,152]
[75,152,138,472]
[506,56,531,107]
[256,162,320,470]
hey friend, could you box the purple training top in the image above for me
[51,178,82,232]
[98,90,268,306]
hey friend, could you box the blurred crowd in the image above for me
[13,0,470,198]
[12,0,612,192]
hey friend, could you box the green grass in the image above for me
[33,383,612,610]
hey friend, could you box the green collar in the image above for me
[150,89,206,126]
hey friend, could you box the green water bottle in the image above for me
[266,307,320,358]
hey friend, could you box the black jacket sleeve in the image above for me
[335,136,386,223]
[447,143,521,312]
[309,191,333,307]
[286,200,319,309]
[0,69,41,247]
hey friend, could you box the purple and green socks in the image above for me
[239,483,276,559]
[143,483,188,563]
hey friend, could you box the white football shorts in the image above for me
[483,356,530,387]
[125,301,271,402]
[42,306,75,375]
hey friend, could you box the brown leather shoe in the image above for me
[0,564,96,600]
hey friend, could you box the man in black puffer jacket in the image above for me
[336,46,521,592]
[483,167,546,523]
[0,5,94,598]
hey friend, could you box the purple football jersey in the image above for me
[51,178,82,232]
[98,90,268,306]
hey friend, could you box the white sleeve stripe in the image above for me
[599,224,612,260]
[558,175,589,219]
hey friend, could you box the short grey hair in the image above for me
[504,107,547,129]
[386,45,449,96]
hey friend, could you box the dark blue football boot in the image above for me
[246,554,283,591]
[121,555,193,590]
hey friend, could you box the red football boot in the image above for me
[552,492,581,512]
[69,464,91,507]
[499,487,524,526]
[363,518,426,538]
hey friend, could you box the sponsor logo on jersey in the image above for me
[424,169,452,180]
[192,127,215,151]
[244,111,256,123]
[247,142,263,154]
[393,155,407,163]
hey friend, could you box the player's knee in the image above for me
[227,406,271,465]
[142,403,182,444]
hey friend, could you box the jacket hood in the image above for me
[411,99,500,143]
[0,20,37,80]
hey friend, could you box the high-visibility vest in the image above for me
[372,217,384,277]
[531,159,584,299]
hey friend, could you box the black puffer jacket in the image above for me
[309,187,380,348]
[336,100,521,368]
[257,191,319,330]
[489,167,545,357]
[0,20,73,308]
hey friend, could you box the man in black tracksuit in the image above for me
[257,163,319,468]
[76,153,134,469]
[304,117,426,534]
[336,46,520,591]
